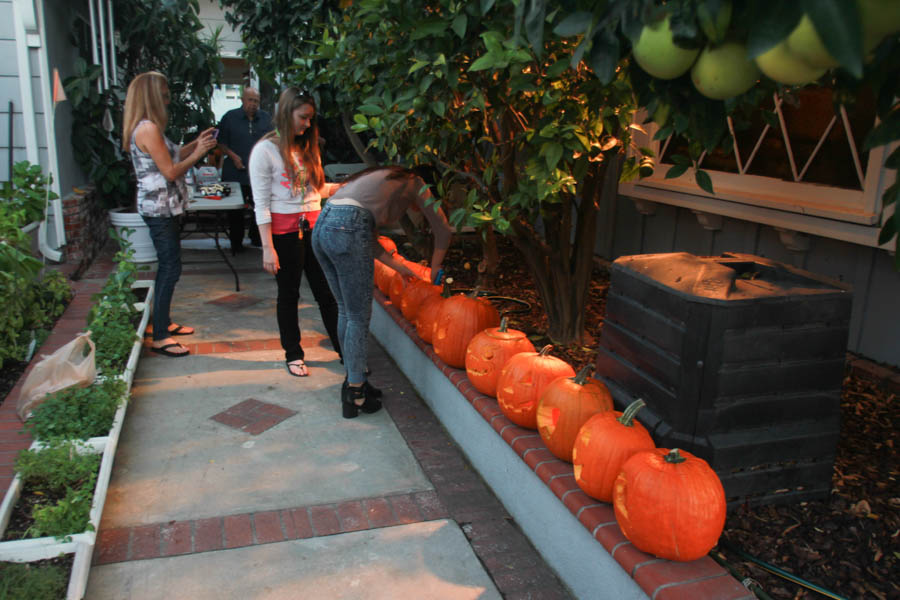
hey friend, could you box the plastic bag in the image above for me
[16,332,96,421]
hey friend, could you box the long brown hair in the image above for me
[260,87,324,190]
[122,71,169,152]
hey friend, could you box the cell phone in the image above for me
[211,129,219,139]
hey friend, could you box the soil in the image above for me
[430,234,898,600]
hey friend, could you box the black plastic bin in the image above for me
[595,252,852,506]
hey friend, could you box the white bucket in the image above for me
[108,208,158,263]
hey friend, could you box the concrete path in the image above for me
[87,240,572,599]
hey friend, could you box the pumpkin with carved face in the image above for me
[496,345,575,429]
[465,317,535,397]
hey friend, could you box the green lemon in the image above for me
[691,42,760,100]
[757,40,827,85]
[632,17,700,80]
[786,15,840,69]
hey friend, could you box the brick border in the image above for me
[93,491,447,565]
[373,290,754,600]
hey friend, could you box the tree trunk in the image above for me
[476,226,500,289]
[509,152,624,346]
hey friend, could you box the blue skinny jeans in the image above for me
[311,203,374,385]
[142,215,182,342]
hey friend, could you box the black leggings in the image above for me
[272,229,341,363]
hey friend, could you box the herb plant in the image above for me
[25,377,126,441]
[0,562,68,600]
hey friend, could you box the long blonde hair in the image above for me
[260,87,324,190]
[122,71,169,152]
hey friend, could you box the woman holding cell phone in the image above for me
[122,71,217,357]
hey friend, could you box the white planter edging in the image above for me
[0,279,154,599]
[369,300,648,600]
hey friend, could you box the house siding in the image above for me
[603,193,900,368]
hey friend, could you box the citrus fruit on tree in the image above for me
[691,42,760,100]
[756,40,827,85]
[632,17,700,80]
[785,15,840,69]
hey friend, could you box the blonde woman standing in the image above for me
[122,71,216,357]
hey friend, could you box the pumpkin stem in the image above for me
[538,344,554,356]
[573,364,595,385]
[498,316,509,332]
[617,399,646,427]
[440,282,452,298]
[664,448,687,464]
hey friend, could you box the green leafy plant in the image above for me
[0,562,68,600]
[87,228,142,376]
[0,162,72,368]
[15,441,101,491]
[0,161,57,225]
[26,483,96,539]
[25,377,126,441]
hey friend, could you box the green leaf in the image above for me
[410,19,448,41]
[885,146,900,170]
[432,101,446,117]
[546,60,568,78]
[353,114,368,126]
[588,32,619,84]
[665,164,689,179]
[670,154,692,166]
[695,169,714,194]
[803,0,863,78]
[452,15,467,39]
[553,11,592,36]
[882,183,899,207]
[745,3,803,58]
[481,0,496,16]
[357,104,383,116]
[524,0,546,58]
[409,60,429,75]
[469,54,497,71]
[878,215,896,245]
[543,142,563,170]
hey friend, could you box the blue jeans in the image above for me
[142,215,182,342]
[311,203,374,385]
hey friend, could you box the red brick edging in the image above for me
[94,490,446,565]
[374,290,755,600]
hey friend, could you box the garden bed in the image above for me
[0,278,152,599]
[400,234,898,600]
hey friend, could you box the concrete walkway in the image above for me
[85,239,572,599]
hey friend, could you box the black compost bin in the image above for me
[595,252,853,506]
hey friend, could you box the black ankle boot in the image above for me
[364,380,383,399]
[342,382,382,418]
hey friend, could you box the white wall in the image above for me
[197,0,242,58]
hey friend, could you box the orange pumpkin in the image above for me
[375,262,394,295]
[465,317,535,397]
[572,399,655,501]
[536,365,613,462]
[433,292,500,368]
[388,267,407,306]
[496,345,575,429]
[613,447,726,562]
[377,235,398,256]
[415,283,450,343]
[401,278,441,322]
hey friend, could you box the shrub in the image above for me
[15,441,101,491]
[25,378,126,441]
[0,562,68,600]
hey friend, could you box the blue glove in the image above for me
[432,268,444,285]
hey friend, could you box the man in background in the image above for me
[216,86,273,253]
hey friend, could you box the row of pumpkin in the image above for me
[375,237,726,563]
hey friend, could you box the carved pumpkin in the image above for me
[375,262,394,295]
[536,365,613,462]
[377,235,398,256]
[465,317,535,397]
[572,399,655,502]
[388,267,407,306]
[613,447,727,562]
[497,345,575,429]
[415,283,450,343]
[433,292,500,368]
[401,278,441,322]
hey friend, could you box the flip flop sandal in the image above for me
[285,360,309,377]
[145,324,195,337]
[150,343,191,357]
